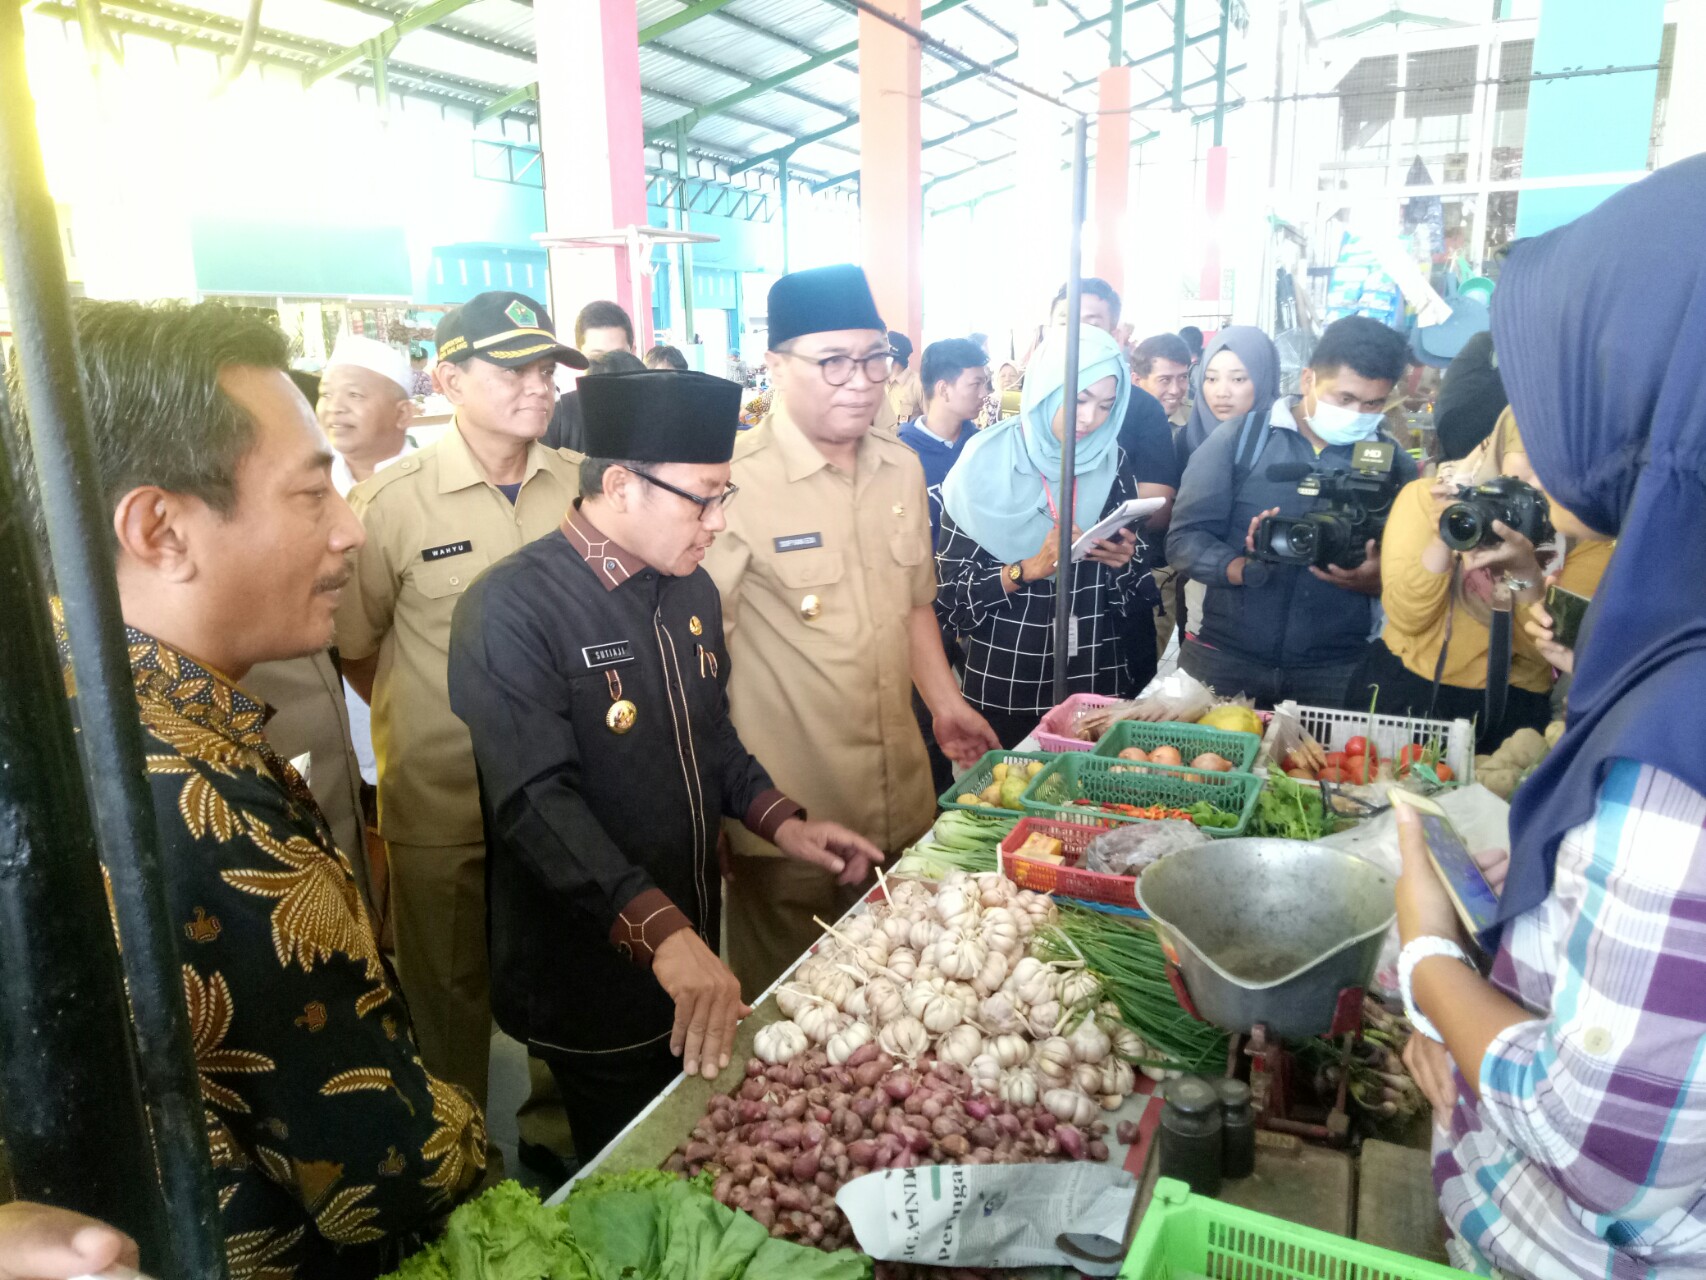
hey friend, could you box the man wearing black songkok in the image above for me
[447,368,881,1161]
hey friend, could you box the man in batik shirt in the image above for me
[14,299,484,1279]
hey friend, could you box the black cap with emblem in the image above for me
[434,291,589,370]
[578,368,742,464]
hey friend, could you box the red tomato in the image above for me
[1344,736,1369,758]
[1316,765,1347,784]
[1434,763,1456,783]
[1343,755,1372,785]
[1398,744,1426,770]
[1325,751,1347,769]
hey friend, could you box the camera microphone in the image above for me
[1265,462,1314,482]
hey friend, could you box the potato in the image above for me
[1117,747,1150,762]
[1026,760,1044,777]
[955,793,981,806]
[992,762,1009,782]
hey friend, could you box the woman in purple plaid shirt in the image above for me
[1393,158,1706,1278]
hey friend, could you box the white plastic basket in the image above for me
[1261,700,1475,784]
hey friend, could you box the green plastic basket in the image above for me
[1121,1178,1467,1279]
[938,750,1055,816]
[1091,720,1262,774]
[1020,753,1260,837]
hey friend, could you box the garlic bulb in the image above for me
[813,969,859,1011]
[973,871,1015,909]
[843,986,870,1022]
[865,977,906,1026]
[887,879,933,913]
[937,1023,984,1068]
[1006,957,1057,1007]
[1099,1058,1135,1099]
[940,869,972,890]
[989,1033,1030,1069]
[1042,1087,1100,1128]
[903,977,948,1022]
[934,885,981,930]
[839,915,875,946]
[878,1015,929,1061]
[886,946,918,981]
[997,1066,1038,1107]
[1025,998,1063,1039]
[776,984,810,1019]
[1060,970,1102,1009]
[1067,1015,1111,1065]
[827,1019,875,1065]
[1111,1025,1145,1063]
[979,908,1021,957]
[862,932,893,969]
[970,950,1011,1000]
[754,1020,808,1064]
[1031,1036,1074,1084]
[878,914,913,946]
[908,916,940,953]
[944,980,979,1011]
[1073,1063,1103,1095]
[978,992,1026,1036]
[968,1052,1002,1096]
[796,1002,845,1046]
[1095,999,1123,1027]
[935,931,988,982]
[919,991,966,1035]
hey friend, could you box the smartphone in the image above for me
[1544,584,1590,650]
[1390,791,1498,941]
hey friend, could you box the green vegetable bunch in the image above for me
[1250,775,1330,841]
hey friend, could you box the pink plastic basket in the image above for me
[1030,694,1119,753]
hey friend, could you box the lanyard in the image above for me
[1039,475,1073,524]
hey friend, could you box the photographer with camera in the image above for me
[1166,317,1416,708]
[1354,407,1612,746]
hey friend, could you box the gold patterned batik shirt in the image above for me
[60,613,486,1280]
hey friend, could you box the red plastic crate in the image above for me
[998,816,1143,909]
[1030,694,1119,753]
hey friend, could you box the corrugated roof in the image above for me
[54,0,1248,205]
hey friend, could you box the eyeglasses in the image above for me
[782,349,893,387]
[629,468,739,517]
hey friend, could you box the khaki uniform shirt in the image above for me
[706,404,937,859]
[335,421,582,846]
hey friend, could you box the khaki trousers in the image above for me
[726,854,866,1003]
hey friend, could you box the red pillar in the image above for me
[859,0,923,341]
[1199,144,1228,308]
[1093,66,1131,295]
[535,0,652,344]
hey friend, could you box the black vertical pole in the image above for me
[0,396,166,1261]
[0,5,229,1276]
[1052,116,1090,706]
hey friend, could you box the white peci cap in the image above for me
[326,334,412,395]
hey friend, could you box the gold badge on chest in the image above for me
[689,615,703,636]
[604,669,637,734]
[799,593,822,621]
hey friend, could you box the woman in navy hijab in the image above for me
[1394,157,1706,1276]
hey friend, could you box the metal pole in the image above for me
[0,397,167,1266]
[0,6,228,1276]
[1172,0,1186,109]
[1212,0,1230,146]
[1052,116,1090,706]
[676,123,697,343]
[1108,0,1123,67]
[778,154,792,274]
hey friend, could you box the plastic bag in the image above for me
[1083,819,1207,876]
[1076,672,1219,740]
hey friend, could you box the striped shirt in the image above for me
[1434,759,1706,1278]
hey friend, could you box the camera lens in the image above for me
[1440,503,1485,551]
[1276,521,1316,560]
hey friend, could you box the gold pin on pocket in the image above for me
[799,593,822,621]
[604,669,637,734]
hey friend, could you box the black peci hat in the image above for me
[578,368,742,464]
[767,264,885,349]
[435,291,588,370]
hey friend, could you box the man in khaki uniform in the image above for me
[707,265,1001,998]
[335,291,585,1170]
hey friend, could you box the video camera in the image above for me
[1438,476,1554,552]
[1251,440,1401,571]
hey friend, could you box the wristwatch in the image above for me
[1006,563,1025,584]
[1398,935,1474,1042]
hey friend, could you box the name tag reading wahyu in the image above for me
[773,532,824,553]
[582,641,635,669]
[422,540,474,562]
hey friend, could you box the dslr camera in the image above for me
[1251,440,1401,571]
[1438,476,1554,552]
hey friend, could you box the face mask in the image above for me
[1308,396,1384,446]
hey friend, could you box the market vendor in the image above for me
[446,367,883,1162]
[1395,158,1706,1278]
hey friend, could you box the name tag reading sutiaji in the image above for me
[582,641,635,669]
[774,532,824,553]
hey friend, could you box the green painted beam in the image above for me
[931,183,1015,215]
[727,49,1018,175]
[1064,0,1162,40]
[1067,26,1217,92]
[303,0,480,85]
[638,0,742,45]
[1171,0,1186,108]
[477,81,537,122]
[645,41,855,118]
[642,0,973,145]
[810,104,1017,190]
[1324,9,1468,39]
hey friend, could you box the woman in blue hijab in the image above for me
[1394,157,1706,1277]
[937,326,1146,746]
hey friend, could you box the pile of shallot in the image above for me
[663,871,1151,1252]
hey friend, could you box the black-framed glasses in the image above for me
[629,468,739,517]
[783,349,892,387]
